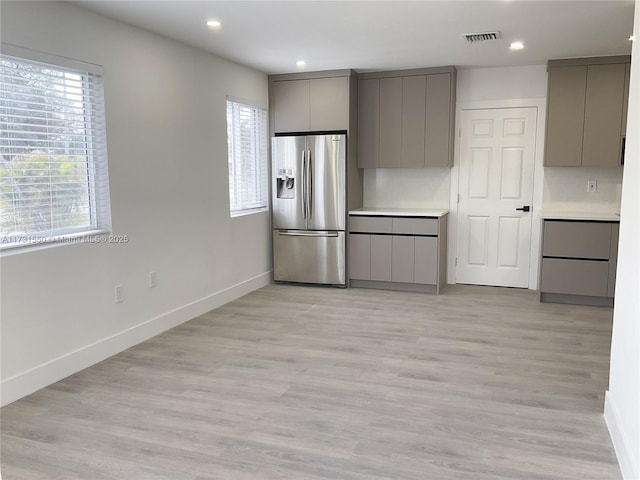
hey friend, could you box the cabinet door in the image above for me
[582,64,626,167]
[349,234,371,280]
[622,63,631,136]
[357,79,379,168]
[401,76,426,168]
[379,77,403,168]
[370,235,392,281]
[544,66,587,167]
[310,77,349,131]
[425,73,452,167]
[608,224,619,298]
[414,236,438,284]
[272,80,310,133]
[392,236,414,283]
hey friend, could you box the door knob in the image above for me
[516,206,531,212]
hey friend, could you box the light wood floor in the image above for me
[1,284,620,479]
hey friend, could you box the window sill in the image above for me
[1,229,112,256]
[230,207,269,218]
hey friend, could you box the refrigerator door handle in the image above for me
[301,150,307,219]
[307,149,313,220]
[277,230,339,238]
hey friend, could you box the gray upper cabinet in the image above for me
[622,62,631,136]
[425,73,453,167]
[545,66,586,167]
[401,76,426,168]
[582,64,626,167]
[357,66,456,169]
[379,77,403,168]
[270,74,352,133]
[309,77,349,131]
[272,79,310,133]
[545,56,630,167]
[357,79,379,169]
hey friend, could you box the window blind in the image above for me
[0,54,110,249]
[226,100,268,217]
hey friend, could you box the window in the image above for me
[226,99,268,217]
[0,50,110,250]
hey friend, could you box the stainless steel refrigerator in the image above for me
[272,134,346,286]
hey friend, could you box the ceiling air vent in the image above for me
[463,31,501,44]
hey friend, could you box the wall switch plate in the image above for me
[149,271,158,288]
[114,285,124,303]
[587,180,597,193]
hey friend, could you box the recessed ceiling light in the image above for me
[510,41,525,50]
[296,60,307,68]
[206,20,222,28]
[630,35,635,41]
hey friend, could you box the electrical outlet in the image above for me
[149,271,158,288]
[114,285,124,303]
[587,180,597,193]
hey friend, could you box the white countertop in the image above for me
[349,208,449,217]
[541,211,620,221]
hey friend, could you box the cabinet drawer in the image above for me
[349,216,392,233]
[540,258,609,297]
[392,217,438,235]
[543,221,612,259]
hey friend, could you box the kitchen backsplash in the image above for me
[542,167,623,212]
[363,168,450,209]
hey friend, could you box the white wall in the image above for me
[0,1,270,405]
[456,65,548,102]
[363,168,450,208]
[542,167,623,213]
[605,1,640,478]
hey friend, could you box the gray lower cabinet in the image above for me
[539,219,619,306]
[541,258,609,297]
[391,236,414,283]
[349,234,371,280]
[414,236,438,284]
[371,235,392,281]
[349,214,447,293]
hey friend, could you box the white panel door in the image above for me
[457,107,537,287]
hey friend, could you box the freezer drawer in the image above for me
[273,230,346,285]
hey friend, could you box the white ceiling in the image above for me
[76,1,634,74]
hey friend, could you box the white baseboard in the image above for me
[1,271,271,407]
[604,390,639,480]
